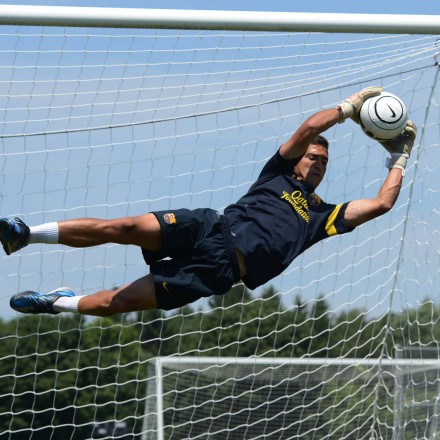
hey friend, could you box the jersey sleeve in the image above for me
[258,148,301,179]
[324,202,355,237]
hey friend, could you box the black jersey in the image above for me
[224,149,354,289]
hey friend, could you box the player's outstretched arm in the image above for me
[343,121,417,228]
[343,168,404,228]
[280,108,341,160]
[280,86,383,160]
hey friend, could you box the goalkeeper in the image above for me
[5,86,417,316]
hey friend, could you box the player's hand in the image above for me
[379,120,417,172]
[337,86,383,123]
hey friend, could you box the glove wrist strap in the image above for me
[337,101,354,122]
[385,152,409,175]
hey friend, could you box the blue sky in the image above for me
[1,0,440,15]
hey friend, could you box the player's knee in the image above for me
[116,214,162,250]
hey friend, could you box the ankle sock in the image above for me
[29,222,59,244]
[53,295,83,313]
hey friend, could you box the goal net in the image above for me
[1,7,440,440]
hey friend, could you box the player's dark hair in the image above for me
[311,135,329,149]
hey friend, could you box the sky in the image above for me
[0,0,440,15]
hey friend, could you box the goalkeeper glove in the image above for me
[337,86,383,123]
[379,120,417,174]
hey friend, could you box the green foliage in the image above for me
[1,291,440,438]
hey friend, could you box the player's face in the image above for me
[293,143,328,189]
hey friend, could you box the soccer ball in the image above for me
[359,92,408,140]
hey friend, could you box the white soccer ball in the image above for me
[359,92,408,140]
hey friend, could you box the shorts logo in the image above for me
[163,213,176,224]
[162,282,170,293]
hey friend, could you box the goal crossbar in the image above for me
[0,5,439,34]
[153,356,440,368]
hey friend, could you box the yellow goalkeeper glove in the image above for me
[380,120,417,174]
[337,86,383,123]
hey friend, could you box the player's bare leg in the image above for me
[76,275,158,316]
[7,214,162,315]
[0,213,163,254]
[10,274,158,316]
[58,213,163,252]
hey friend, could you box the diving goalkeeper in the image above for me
[5,86,417,316]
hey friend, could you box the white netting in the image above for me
[0,23,440,440]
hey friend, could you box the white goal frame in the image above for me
[0,5,439,34]
[143,356,440,440]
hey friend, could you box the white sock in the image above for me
[53,295,83,313]
[29,222,59,244]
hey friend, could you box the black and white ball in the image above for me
[359,92,408,140]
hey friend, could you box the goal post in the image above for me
[1,6,440,440]
[143,356,440,440]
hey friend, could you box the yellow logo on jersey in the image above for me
[280,190,310,222]
[308,193,322,206]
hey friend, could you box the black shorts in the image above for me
[142,208,241,310]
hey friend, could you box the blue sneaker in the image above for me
[10,288,74,315]
[0,217,30,255]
